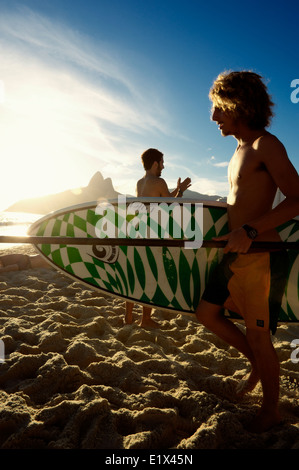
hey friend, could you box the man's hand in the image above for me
[213,227,253,254]
[177,177,192,194]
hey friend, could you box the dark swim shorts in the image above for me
[202,250,289,335]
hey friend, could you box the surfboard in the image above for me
[27,198,299,323]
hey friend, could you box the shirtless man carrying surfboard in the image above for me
[125,148,191,327]
[196,71,299,433]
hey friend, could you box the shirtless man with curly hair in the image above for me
[196,71,299,433]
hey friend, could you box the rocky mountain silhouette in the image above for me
[6,172,119,214]
[6,172,226,214]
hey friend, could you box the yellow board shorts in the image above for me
[202,251,289,334]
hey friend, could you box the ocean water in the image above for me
[0,211,42,250]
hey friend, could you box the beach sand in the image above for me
[0,245,298,450]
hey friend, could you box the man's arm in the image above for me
[160,179,176,197]
[251,137,299,232]
[216,136,299,253]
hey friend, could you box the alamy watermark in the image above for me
[290,339,299,364]
[290,79,299,103]
[0,339,4,363]
[94,195,203,248]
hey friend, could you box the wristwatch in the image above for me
[242,224,258,240]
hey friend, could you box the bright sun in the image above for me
[0,74,99,211]
[1,111,78,210]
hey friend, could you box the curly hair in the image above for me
[209,71,274,129]
[141,148,163,170]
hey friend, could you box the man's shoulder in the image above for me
[255,132,287,159]
[156,176,167,184]
[136,176,169,197]
[255,132,284,149]
[138,176,166,185]
[146,176,167,187]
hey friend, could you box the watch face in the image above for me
[249,229,258,239]
[243,224,258,239]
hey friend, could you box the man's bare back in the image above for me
[136,154,191,198]
[136,175,167,197]
[125,148,191,328]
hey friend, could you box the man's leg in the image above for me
[125,301,134,324]
[140,306,160,328]
[245,328,281,433]
[196,300,259,393]
[196,300,256,363]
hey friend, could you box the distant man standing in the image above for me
[195,71,299,432]
[125,148,191,327]
[136,148,191,198]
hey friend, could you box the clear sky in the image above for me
[0,0,298,211]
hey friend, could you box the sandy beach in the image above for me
[0,244,298,450]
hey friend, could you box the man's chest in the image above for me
[228,148,264,187]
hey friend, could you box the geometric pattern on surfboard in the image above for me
[28,200,299,322]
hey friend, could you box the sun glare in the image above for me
[0,60,108,210]
[0,7,229,213]
[0,8,191,212]
[1,86,81,209]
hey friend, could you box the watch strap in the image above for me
[242,224,258,240]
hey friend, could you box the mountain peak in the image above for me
[88,171,105,188]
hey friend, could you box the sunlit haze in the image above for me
[0,1,298,211]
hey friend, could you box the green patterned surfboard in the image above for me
[28,198,299,322]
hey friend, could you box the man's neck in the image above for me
[233,125,267,148]
[145,169,159,178]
